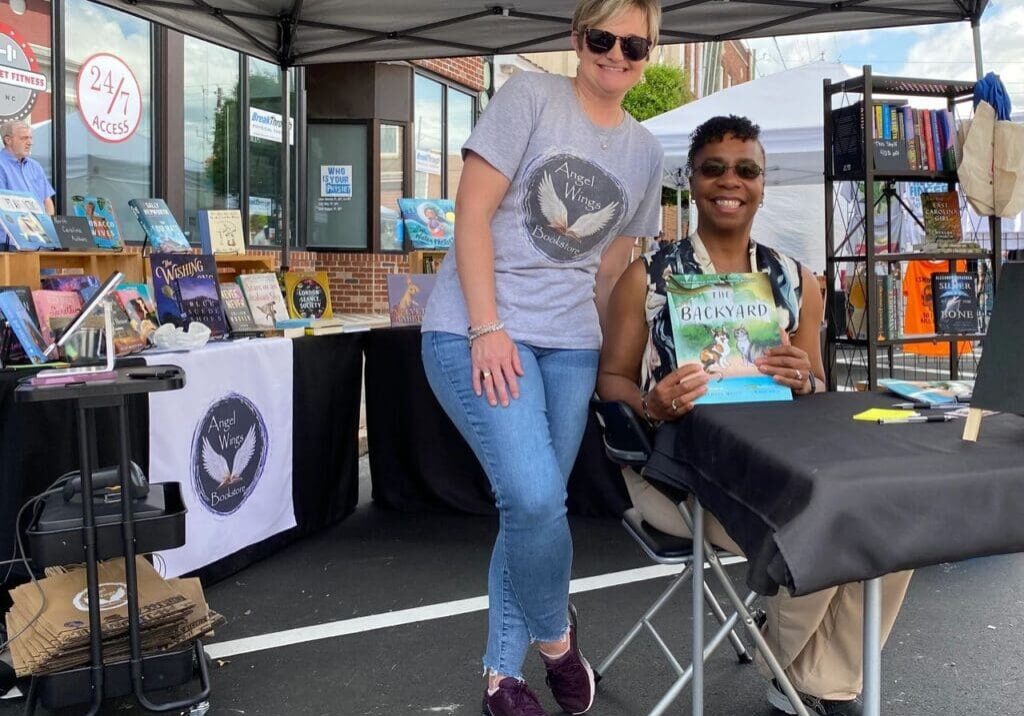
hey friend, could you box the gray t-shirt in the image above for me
[421,72,664,350]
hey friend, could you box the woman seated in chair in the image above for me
[596,114,912,716]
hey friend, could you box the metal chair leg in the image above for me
[703,580,752,663]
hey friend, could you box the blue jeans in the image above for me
[422,331,599,679]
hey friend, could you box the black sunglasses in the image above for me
[695,159,764,181]
[581,28,652,62]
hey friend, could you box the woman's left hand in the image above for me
[754,330,814,395]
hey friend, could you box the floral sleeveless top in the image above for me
[640,234,804,393]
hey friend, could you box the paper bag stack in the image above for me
[5,556,223,677]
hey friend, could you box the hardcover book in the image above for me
[283,271,332,319]
[31,289,84,346]
[920,191,962,243]
[931,272,978,335]
[51,215,95,251]
[107,300,148,355]
[397,198,455,250]
[664,272,792,404]
[40,275,99,294]
[115,288,158,343]
[1,285,42,361]
[149,254,228,337]
[0,290,48,363]
[197,209,245,254]
[118,282,159,325]
[128,198,192,252]
[219,282,260,335]
[70,195,122,250]
[237,273,289,329]
[0,191,60,251]
[878,378,973,406]
[387,274,436,326]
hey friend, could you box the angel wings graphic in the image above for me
[202,425,257,489]
[538,172,618,241]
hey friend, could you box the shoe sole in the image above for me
[766,682,800,715]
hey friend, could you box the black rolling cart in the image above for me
[14,365,211,715]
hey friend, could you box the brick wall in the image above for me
[414,57,486,92]
[722,40,752,88]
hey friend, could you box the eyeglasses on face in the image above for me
[695,159,764,181]
[580,28,652,62]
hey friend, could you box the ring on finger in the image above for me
[671,397,680,412]
[482,370,492,379]
[795,370,803,382]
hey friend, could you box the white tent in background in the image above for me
[643,62,860,273]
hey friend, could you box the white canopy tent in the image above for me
[643,62,860,272]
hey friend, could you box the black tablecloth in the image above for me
[365,327,630,518]
[644,392,1024,596]
[1,333,364,589]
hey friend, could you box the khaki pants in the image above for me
[624,469,913,701]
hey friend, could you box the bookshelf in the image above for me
[0,250,144,290]
[409,249,447,274]
[823,66,998,391]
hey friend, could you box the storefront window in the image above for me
[183,37,240,241]
[306,122,367,249]
[0,0,53,185]
[247,57,297,247]
[446,89,473,200]
[64,0,152,243]
[413,74,442,199]
[380,123,404,251]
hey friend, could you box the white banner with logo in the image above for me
[145,338,295,577]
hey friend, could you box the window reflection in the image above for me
[380,123,404,251]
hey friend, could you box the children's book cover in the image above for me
[149,254,228,337]
[665,272,792,404]
[197,209,246,254]
[930,272,977,334]
[878,378,973,406]
[387,274,436,326]
[237,273,289,329]
[70,195,123,250]
[283,271,332,319]
[397,198,455,250]
[0,191,60,251]
[128,198,192,252]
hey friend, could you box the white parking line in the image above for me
[204,557,746,660]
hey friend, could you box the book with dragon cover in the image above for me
[665,272,792,404]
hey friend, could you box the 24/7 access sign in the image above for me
[76,53,142,143]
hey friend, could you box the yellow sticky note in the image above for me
[853,408,919,422]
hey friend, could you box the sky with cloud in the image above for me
[746,0,1024,110]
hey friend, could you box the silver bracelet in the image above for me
[467,320,505,346]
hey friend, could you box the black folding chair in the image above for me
[591,399,811,716]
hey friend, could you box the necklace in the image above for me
[572,79,621,151]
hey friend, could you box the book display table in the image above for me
[15,366,211,714]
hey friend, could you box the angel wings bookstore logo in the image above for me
[73,583,128,612]
[522,154,625,262]
[190,392,269,515]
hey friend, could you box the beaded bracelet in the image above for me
[640,391,661,428]
[467,320,505,346]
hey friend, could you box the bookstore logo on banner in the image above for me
[73,583,128,612]
[191,392,269,516]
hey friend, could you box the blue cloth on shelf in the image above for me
[973,72,1012,120]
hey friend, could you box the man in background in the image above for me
[0,120,55,214]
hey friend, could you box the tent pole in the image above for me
[281,66,291,271]
[970,12,1003,290]
[971,17,984,80]
[676,187,682,241]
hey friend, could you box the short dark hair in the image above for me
[686,115,763,176]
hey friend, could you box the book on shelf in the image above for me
[920,191,962,244]
[236,272,289,329]
[128,198,192,253]
[219,282,262,336]
[70,195,122,250]
[664,272,791,404]
[197,209,246,255]
[149,253,228,337]
[50,215,95,251]
[878,378,972,406]
[931,272,978,334]
[0,289,48,364]
[40,274,99,294]
[283,270,333,319]
[843,269,889,341]
[387,274,436,326]
[31,289,83,346]
[0,191,60,251]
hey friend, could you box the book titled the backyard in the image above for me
[665,272,792,404]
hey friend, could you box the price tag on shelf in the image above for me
[76,52,142,144]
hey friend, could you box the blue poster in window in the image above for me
[320,165,352,200]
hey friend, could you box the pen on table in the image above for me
[877,415,955,424]
[890,402,959,410]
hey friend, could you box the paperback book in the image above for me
[128,198,192,252]
[31,290,84,346]
[197,209,245,254]
[920,191,962,244]
[387,274,436,326]
[0,191,60,251]
[40,275,99,294]
[664,272,791,404]
[1,285,42,362]
[219,282,261,335]
[237,273,289,329]
[70,195,122,250]
[878,378,973,406]
[149,254,228,337]
[283,271,332,319]
[0,290,48,363]
[115,288,158,342]
[930,272,977,334]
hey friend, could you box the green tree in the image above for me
[621,64,691,122]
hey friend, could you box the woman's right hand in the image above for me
[645,363,709,421]
[471,330,524,407]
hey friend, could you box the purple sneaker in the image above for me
[542,603,596,715]
[481,677,548,716]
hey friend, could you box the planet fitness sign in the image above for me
[0,23,48,122]
[76,52,142,143]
